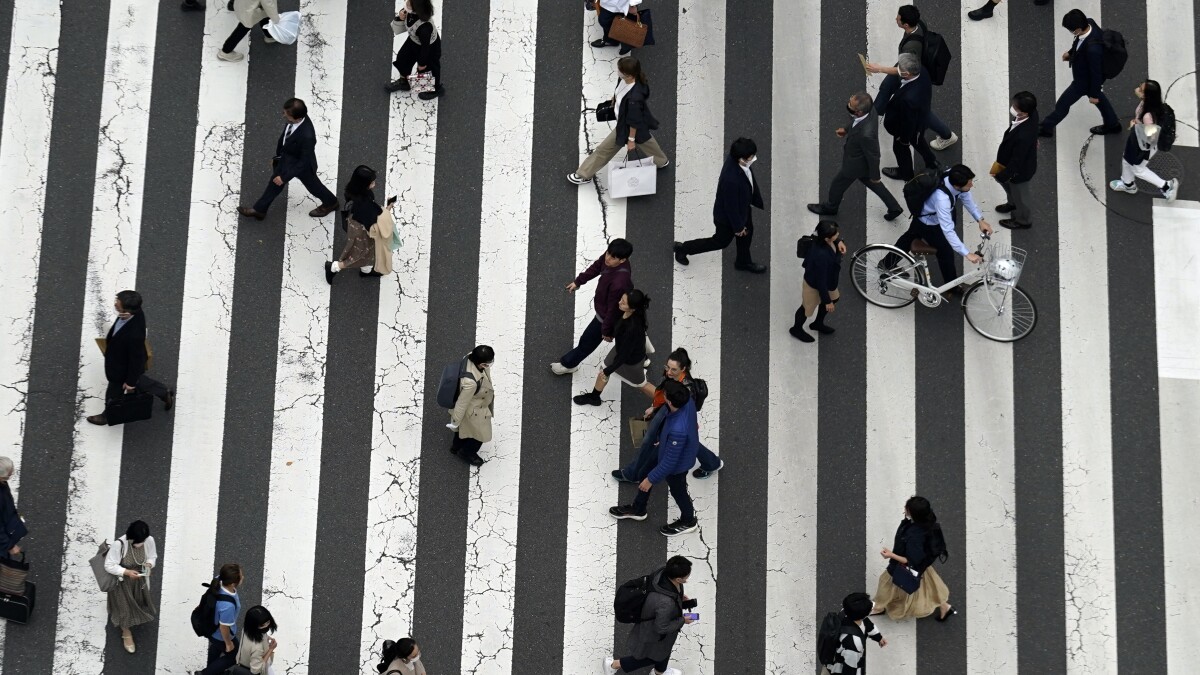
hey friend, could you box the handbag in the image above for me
[104,391,154,426]
[797,232,819,258]
[607,8,648,48]
[608,151,657,199]
[594,100,616,122]
[90,541,118,593]
[95,337,155,372]
[888,561,921,594]
[628,416,649,448]
[0,553,29,596]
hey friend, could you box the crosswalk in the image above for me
[1,0,1198,674]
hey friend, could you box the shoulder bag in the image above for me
[0,552,29,596]
[89,540,119,593]
[608,6,648,48]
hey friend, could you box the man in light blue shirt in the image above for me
[894,164,993,288]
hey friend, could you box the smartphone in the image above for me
[684,613,700,623]
[138,565,149,577]
[387,195,398,207]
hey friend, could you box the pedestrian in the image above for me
[573,290,651,406]
[968,0,1052,21]
[550,238,633,375]
[181,0,206,11]
[828,592,887,675]
[324,165,396,283]
[233,605,278,675]
[1039,8,1121,138]
[86,291,175,426]
[385,0,445,100]
[591,0,643,55]
[568,57,670,185]
[993,91,1040,230]
[609,380,700,537]
[377,637,426,674]
[216,0,280,62]
[105,520,157,654]
[602,555,693,675]
[870,496,956,621]
[891,164,993,288]
[674,137,767,273]
[237,98,340,221]
[807,92,903,220]
[791,220,846,343]
[200,563,244,675]
[1108,79,1181,202]
[0,458,26,560]
[866,5,958,151]
[614,348,723,483]
[448,345,495,468]
[878,53,937,182]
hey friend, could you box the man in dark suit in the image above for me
[238,98,339,220]
[808,92,904,220]
[86,291,174,426]
[1038,9,1120,138]
[881,53,937,182]
[994,91,1040,229]
[673,137,767,274]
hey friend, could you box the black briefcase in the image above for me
[0,581,35,624]
[105,391,154,426]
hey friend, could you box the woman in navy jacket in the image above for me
[791,220,845,343]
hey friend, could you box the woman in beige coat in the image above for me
[324,165,395,283]
[218,0,281,62]
[448,345,494,467]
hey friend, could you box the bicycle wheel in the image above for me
[850,244,924,308]
[963,282,1037,342]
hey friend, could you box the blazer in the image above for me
[841,112,883,180]
[0,483,26,553]
[450,359,494,443]
[882,70,932,144]
[995,113,1039,184]
[623,569,685,662]
[712,157,764,232]
[1068,20,1106,99]
[614,81,659,146]
[104,312,149,388]
[802,240,843,304]
[273,117,320,182]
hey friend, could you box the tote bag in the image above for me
[0,553,29,596]
[90,541,119,593]
[608,154,657,199]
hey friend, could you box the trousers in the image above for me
[1040,79,1119,130]
[105,375,170,405]
[618,656,671,672]
[874,73,952,138]
[221,19,268,54]
[560,315,604,369]
[1000,180,1033,224]
[632,470,694,521]
[252,169,338,214]
[678,215,755,266]
[622,406,721,481]
[393,37,442,86]
[1120,157,1166,188]
[894,219,958,285]
[824,171,902,212]
[576,130,669,180]
[202,637,239,675]
[452,434,484,461]
[892,135,937,181]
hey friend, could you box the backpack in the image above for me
[435,357,475,409]
[689,378,709,412]
[1157,103,1177,151]
[902,169,952,221]
[816,610,845,666]
[614,573,655,623]
[189,579,234,638]
[1099,29,1127,80]
[904,23,953,85]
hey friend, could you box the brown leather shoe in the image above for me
[237,206,266,220]
[309,201,339,218]
[86,414,107,426]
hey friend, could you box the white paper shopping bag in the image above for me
[607,156,657,199]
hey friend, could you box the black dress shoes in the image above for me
[807,203,837,216]
[164,390,176,412]
[881,167,905,180]
[995,203,1016,213]
[673,241,689,266]
[734,262,767,274]
[998,218,1032,230]
[967,0,996,21]
[1090,123,1122,135]
[237,206,266,220]
[884,208,904,221]
[181,0,205,11]
[87,414,107,426]
[324,261,335,285]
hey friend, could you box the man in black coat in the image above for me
[1038,9,1120,138]
[808,92,903,220]
[238,98,340,220]
[674,137,767,273]
[994,91,1040,229]
[881,53,937,182]
[86,291,174,426]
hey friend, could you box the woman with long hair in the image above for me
[377,637,426,674]
[574,289,651,405]
[104,520,157,654]
[233,605,278,674]
[386,0,444,100]
[870,496,955,621]
[324,165,396,283]
[568,57,670,185]
[1109,79,1180,201]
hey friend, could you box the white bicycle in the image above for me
[849,234,1038,342]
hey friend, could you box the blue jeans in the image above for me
[559,315,603,369]
[622,407,722,481]
[202,637,239,675]
[874,73,952,139]
[632,470,694,521]
[1041,78,1119,130]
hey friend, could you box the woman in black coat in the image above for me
[573,289,651,405]
[871,495,955,621]
[791,220,845,343]
[568,57,670,184]
[0,457,27,558]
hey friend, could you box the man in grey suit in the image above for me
[809,93,904,220]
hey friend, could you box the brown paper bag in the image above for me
[628,416,649,448]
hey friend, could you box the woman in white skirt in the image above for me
[870,496,956,622]
[105,520,157,653]
[573,289,651,406]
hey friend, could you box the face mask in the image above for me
[847,105,858,117]
[743,156,757,168]
[1009,106,1020,118]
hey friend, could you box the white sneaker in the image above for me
[550,362,578,375]
[567,172,591,185]
[601,657,619,675]
[263,35,277,44]
[929,131,959,151]
[1108,179,1137,194]
[660,668,684,675]
[216,49,245,62]
[1163,178,1180,203]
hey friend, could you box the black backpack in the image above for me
[902,169,952,221]
[903,23,953,85]
[435,356,475,409]
[189,579,234,638]
[614,573,654,623]
[816,610,845,666]
[1099,29,1127,80]
[689,378,709,411]
[1157,103,1177,151]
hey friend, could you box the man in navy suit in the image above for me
[1038,9,1120,138]
[881,53,937,182]
[238,98,340,220]
[673,137,767,274]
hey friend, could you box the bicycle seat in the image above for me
[910,238,938,256]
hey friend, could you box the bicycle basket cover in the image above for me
[988,257,1021,285]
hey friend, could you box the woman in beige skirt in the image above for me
[104,520,157,653]
[324,165,395,284]
[871,495,956,622]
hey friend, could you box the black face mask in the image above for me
[847,105,858,117]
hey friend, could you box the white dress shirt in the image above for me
[104,535,158,580]
[740,163,754,189]
[917,177,984,256]
[599,0,641,14]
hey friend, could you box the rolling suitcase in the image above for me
[0,581,35,624]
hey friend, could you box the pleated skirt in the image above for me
[872,565,950,620]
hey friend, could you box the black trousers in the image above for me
[679,216,754,266]
[894,220,958,285]
[105,375,170,405]
[892,135,937,181]
[202,637,239,675]
[452,434,483,461]
[252,169,337,214]
[824,170,902,211]
[1041,78,1119,130]
[221,19,268,54]
[393,39,442,86]
[597,8,620,44]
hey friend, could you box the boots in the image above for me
[789,307,815,343]
[967,0,997,20]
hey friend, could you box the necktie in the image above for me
[282,124,294,145]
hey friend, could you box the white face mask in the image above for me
[742,156,757,168]
[1010,106,1020,118]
